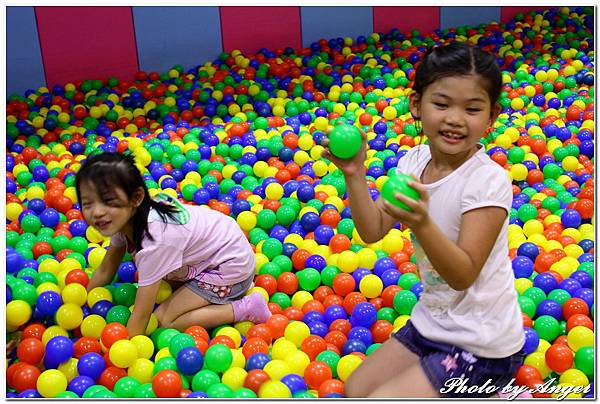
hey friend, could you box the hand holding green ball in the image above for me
[381,173,421,212]
[327,124,363,159]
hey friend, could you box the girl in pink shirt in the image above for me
[76,152,270,336]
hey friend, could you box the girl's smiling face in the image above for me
[79,180,140,237]
[410,75,500,158]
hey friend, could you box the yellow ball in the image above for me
[156,281,172,304]
[284,350,310,376]
[263,359,291,380]
[381,233,404,254]
[131,335,154,359]
[495,134,512,149]
[359,274,383,298]
[510,97,525,110]
[559,369,589,387]
[535,339,551,354]
[37,369,67,397]
[259,380,292,398]
[382,106,397,120]
[337,354,363,382]
[80,314,106,339]
[510,164,528,181]
[88,247,106,269]
[6,202,23,222]
[216,327,242,348]
[6,300,32,328]
[59,257,82,272]
[265,182,284,200]
[524,352,552,379]
[110,340,138,368]
[87,287,113,307]
[523,219,544,237]
[562,155,579,172]
[291,291,313,310]
[231,348,246,369]
[128,358,155,384]
[284,321,311,348]
[271,338,297,360]
[515,278,533,294]
[154,347,172,362]
[57,357,79,382]
[337,250,359,273]
[356,248,377,269]
[56,303,84,330]
[237,211,257,232]
[42,325,69,345]
[567,326,593,352]
[38,259,61,276]
[61,283,87,306]
[222,367,247,390]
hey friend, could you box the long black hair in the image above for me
[75,152,179,251]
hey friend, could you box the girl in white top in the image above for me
[322,42,524,398]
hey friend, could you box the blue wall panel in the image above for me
[7,7,46,96]
[133,6,222,73]
[301,7,373,47]
[440,6,501,30]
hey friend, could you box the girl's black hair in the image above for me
[413,41,502,105]
[75,152,179,251]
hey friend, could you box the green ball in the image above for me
[192,369,220,392]
[393,290,417,315]
[381,173,420,212]
[262,238,283,260]
[153,357,178,374]
[20,215,42,233]
[12,283,37,306]
[169,333,196,357]
[68,237,89,254]
[522,287,546,306]
[204,344,233,373]
[293,390,316,398]
[296,268,321,291]
[517,204,538,222]
[377,308,397,323]
[328,124,362,159]
[133,383,156,398]
[547,289,571,306]
[533,315,560,342]
[270,292,292,310]
[106,305,132,325]
[320,265,341,288]
[157,329,180,350]
[574,346,594,377]
[256,209,277,230]
[259,262,283,279]
[316,350,340,378]
[83,385,108,398]
[34,271,57,287]
[113,283,137,307]
[542,163,562,180]
[508,147,525,163]
[271,255,292,273]
[337,218,355,238]
[275,205,296,226]
[366,343,381,355]
[207,383,233,398]
[518,296,537,318]
[55,391,79,398]
[113,376,141,397]
[232,388,257,398]
[397,273,420,290]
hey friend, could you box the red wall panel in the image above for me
[501,6,549,23]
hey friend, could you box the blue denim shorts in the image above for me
[184,275,254,304]
[393,321,525,398]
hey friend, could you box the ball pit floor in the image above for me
[6,6,595,399]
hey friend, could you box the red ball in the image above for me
[329,234,351,253]
[329,319,352,335]
[318,379,345,398]
[185,325,209,341]
[381,285,401,308]
[152,370,183,398]
[514,365,542,387]
[247,324,273,344]
[73,336,102,358]
[332,273,355,297]
[99,366,127,391]
[562,298,589,320]
[301,335,327,361]
[100,322,128,348]
[254,274,277,296]
[545,344,574,373]
[371,320,394,343]
[16,337,45,365]
[313,285,334,302]
[324,331,347,352]
[65,269,89,287]
[304,361,333,390]
[265,314,289,339]
[244,369,270,394]
[566,313,594,332]
[210,335,236,349]
[283,306,304,321]
[342,292,367,315]
[11,364,40,392]
[22,323,45,340]
[277,272,298,295]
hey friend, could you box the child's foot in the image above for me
[233,292,271,323]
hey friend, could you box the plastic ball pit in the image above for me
[5,6,595,399]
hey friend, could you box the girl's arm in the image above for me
[87,244,126,292]
[381,178,507,291]
[127,280,161,337]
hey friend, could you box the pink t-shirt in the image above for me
[111,205,255,287]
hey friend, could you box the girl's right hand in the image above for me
[321,124,368,177]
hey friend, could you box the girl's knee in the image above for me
[154,306,171,328]
[344,371,370,398]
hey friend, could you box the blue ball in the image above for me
[323,305,347,325]
[246,353,270,371]
[304,254,327,271]
[373,257,396,277]
[561,209,582,228]
[349,302,377,328]
[303,310,324,324]
[573,288,594,309]
[300,212,320,232]
[176,347,204,375]
[44,336,74,369]
[570,271,592,289]
[39,208,60,227]
[307,320,328,338]
[381,269,400,288]
[347,326,373,346]
[69,220,88,238]
[314,225,335,245]
[342,338,367,355]
[77,352,106,381]
[533,273,558,294]
[68,375,96,397]
[512,256,534,279]
[18,389,41,398]
[91,300,113,317]
[280,374,308,394]
[117,262,137,283]
[36,291,62,316]
[536,299,563,320]
[517,242,539,261]
[522,327,540,354]
[352,267,372,286]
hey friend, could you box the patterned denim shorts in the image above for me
[184,275,254,304]
[393,321,526,398]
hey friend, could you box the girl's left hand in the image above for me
[381,175,431,231]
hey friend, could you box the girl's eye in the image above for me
[467,108,482,113]
[433,102,447,108]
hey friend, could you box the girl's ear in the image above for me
[489,102,501,125]
[409,92,421,119]
[132,187,145,208]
